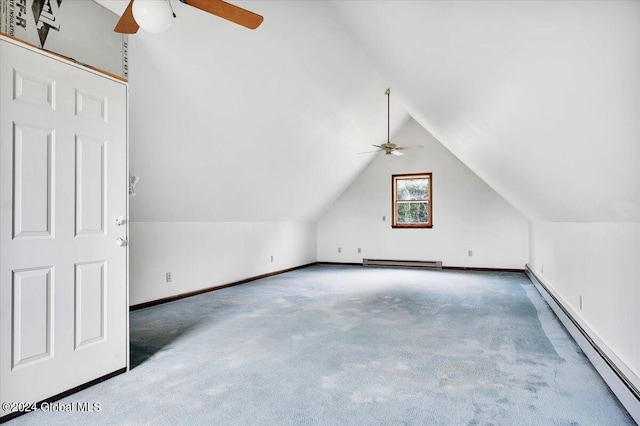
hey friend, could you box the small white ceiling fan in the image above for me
[364,88,423,156]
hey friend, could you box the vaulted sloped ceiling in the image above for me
[96,0,409,222]
[97,0,639,223]
[331,0,640,222]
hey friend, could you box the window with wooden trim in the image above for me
[392,173,432,228]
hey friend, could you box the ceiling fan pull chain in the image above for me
[168,0,177,18]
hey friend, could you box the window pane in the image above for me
[397,179,429,201]
[397,202,429,223]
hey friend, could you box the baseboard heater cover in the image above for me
[525,265,640,424]
[363,259,442,269]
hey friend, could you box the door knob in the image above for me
[116,237,127,246]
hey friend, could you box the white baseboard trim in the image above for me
[525,264,640,424]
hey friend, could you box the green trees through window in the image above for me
[392,173,432,228]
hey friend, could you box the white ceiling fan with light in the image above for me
[114,0,264,34]
[365,88,423,157]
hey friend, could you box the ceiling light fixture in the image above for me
[357,88,423,159]
[370,88,424,157]
[132,0,176,33]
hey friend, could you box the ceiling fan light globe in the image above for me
[132,0,173,33]
[384,154,394,165]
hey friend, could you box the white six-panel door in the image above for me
[0,37,128,417]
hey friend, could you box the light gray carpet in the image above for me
[7,264,635,425]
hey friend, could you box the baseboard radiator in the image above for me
[526,264,640,424]
[363,259,442,269]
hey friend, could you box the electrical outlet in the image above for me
[382,215,386,221]
[338,247,342,253]
[541,264,544,273]
[358,248,361,253]
[468,250,473,257]
[166,272,172,282]
[270,255,274,263]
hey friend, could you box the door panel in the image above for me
[74,261,106,349]
[11,267,53,368]
[75,135,107,236]
[12,69,56,110]
[75,89,108,123]
[12,123,55,239]
[1,38,128,418]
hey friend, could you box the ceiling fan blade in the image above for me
[182,0,264,29]
[114,0,140,34]
[391,150,404,156]
[396,145,424,151]
[357,149,383,154]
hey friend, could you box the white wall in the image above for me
[120,0,409,224]
[317,119,529,268]
[529,222,640,386]
[129,222,316,306]
[333,1,640,223]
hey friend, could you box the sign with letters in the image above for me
[1,0,128,78]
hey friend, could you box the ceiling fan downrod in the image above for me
[386,88,391,144]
